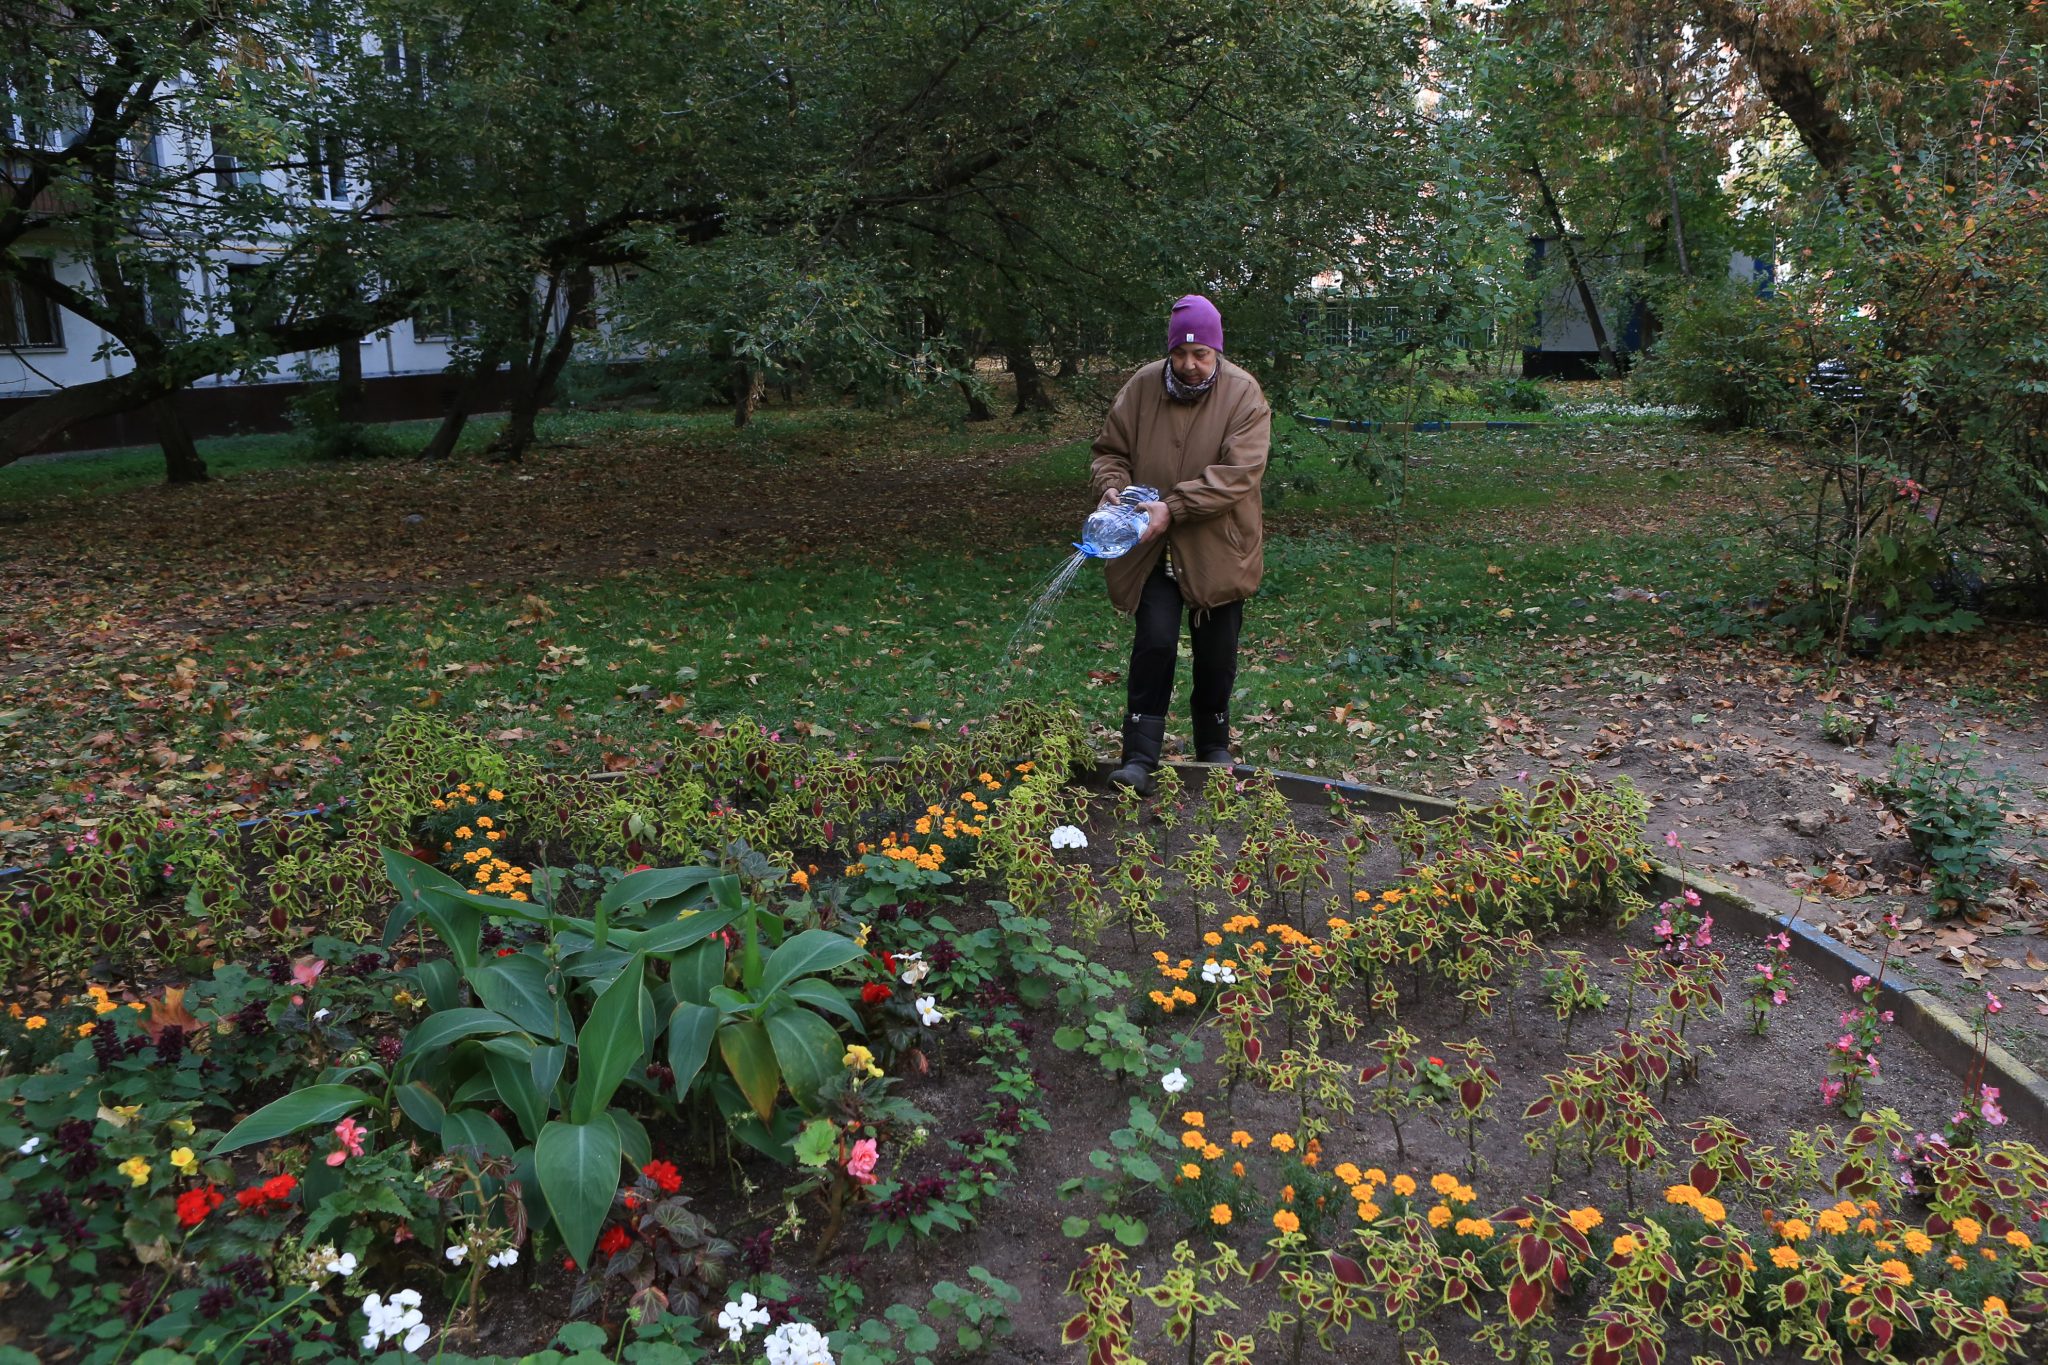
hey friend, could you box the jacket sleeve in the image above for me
[1089,381,1138,501]
[1162,389,1269,524]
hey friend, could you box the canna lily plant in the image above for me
[209,850,867,1268]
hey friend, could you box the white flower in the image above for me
[323,1249,357,1278]
[487,1248,518,1269]
[313,1008,331,1022]
[361,1288,429,1355]
[764,1319,835,1365]
[898,952,930,985]
[1160,1068,1188,1094]
[16,1136,38,1156]
[1050,824,1088,850]
[444,1243,467,1265]
[1200,960,1236,985]
[718,1291,771,1343]
[915,995,943,1026]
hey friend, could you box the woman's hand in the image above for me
[1098,487,1122,509]
[1137,501,1170,542]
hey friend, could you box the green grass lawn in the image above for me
[156,410,1767,808]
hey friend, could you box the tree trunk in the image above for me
[1691,0,1859,182]
[958,379,993,422]
[1008,341,1053,414]
[1529,155,1620,376]
[419,343,507,460]
[1056,352,1080,379]
[336,334,367,424]
[0,369,170,467]
[491,270,591,462]
[732,363,764,428]
[153,394,207,483]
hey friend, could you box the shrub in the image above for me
[1629,279,1801,430]
[1877,741,2009,913]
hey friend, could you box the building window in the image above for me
[306,129,348,200]
[223,263,274,334]
[1,259,65,349]
[211,126,264,190]
[412,303,458,342]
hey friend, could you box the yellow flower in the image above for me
[455,826,472,839]
[1665,1184,1701,1208]
[1450,1183,1475,1205]
[1392,1174,1417,1197]
[1273,1210,1300,1234]
[169,1147,197,1174]
[24,1015,45,1030]
[1612,1234,1640,1259]
[1210,1204,1232,1226]
[118,1156,152,1187]
[1454,1217,1494,1239]
[1878,1259,1912,1286]
[1903,1229,1933,1256]
[1696,1196,1727,1225]
[1431,1172,1460,1196]
[2006,1229,2032,1250]
[1182,1131,1206,1151]
[1333,1163,1363,1187]
[1779,1218,1812,1243]
[1953,1217,1982,1246]
[1180,1163,1203,1181]
[1984,1296,2009,1319]
[1567,1207,1603,1233]
[1230,1131,1253,1149]
[487,789,504,801]
[1858,1218,1880,1235]
[841,1044,881,1080]
[1816,1209,1849,1236]
[1201,1143,1224,1161]
[1948,1254,1968,1271]
[475,815,493,830]
[1270,1134,1295,1154]
[1355,1200,1381,1221]
[168,1117,195,1137]
[1770,1246,1802,1269]
[76,1022,95,1037]
[1980,1247,1999,1262]
[1363,1168,1386,1187]
[1428,1204,1453,1229]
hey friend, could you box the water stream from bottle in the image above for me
[1002,547,1091,665]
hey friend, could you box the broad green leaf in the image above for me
[782,978,863,1032]
[756,929,864,999]
[380,848,468,946]
[470,954,569,1040]
[401,1007,519,1059]
[598,866,720,922]
[210,1085,372,1157]
[717,1019,781,1121]
[669,939,726,1005]
[535,1119,623,1271]
[394,1081,446,1136]
[792,1117,837,1168]
[412,958,463,1014]
[441,1108,515,1160]
[417,887,484,971]
[569,954,646,1123]
[611,1109,652,1171]
[763,1006,843,1112]
[485,1051,546,1143]
[665,1002,719,1098]
[531,1044,568,1101]
[611,900,741,956]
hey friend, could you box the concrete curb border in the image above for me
[1124,759,2048,1139]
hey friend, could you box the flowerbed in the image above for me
[1,708,2043,1364]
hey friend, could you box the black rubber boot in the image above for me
[1192,710,1234,766]
[1107,713,1166,794]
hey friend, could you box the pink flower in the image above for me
[1821,1079,1845,1104]
[1880,1010,1894,1024]
[844,1137,879,1186]
[291,957,327,988]
[1768,932,1790,951]
[1851,974,1872,992]
[1665,830,1681,849]
[1837,1034,1856,1053]
[1981,1087,2007,1127]
[327,1117,366,1167]
[1772,989,1788,1006]
[1986,992,2003,1016]
[1693,915,1713,947]
[1653,919,1674,941]
[1682,888,1701,908]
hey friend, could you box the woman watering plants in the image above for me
[1090,294,1270,793]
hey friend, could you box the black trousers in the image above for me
[1126,558,1243,721]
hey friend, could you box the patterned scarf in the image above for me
[1163,359,1217,403]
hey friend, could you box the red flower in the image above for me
[641,1159,682,1194]
[622,1193,639,1211]
[495,947,517,957]
[597,1225,632,1257]
[1429,1057,1445,1067]
[861,982,893,1005]
[234,1173,298,1212]
[176,1185,225,1228]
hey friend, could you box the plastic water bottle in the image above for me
[1078,484,1160,559]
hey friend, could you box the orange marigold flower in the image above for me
[1210,1204,1232,1226]
[1273,1210,1300,1235]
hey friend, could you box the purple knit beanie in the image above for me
[1166,295,1224,354]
